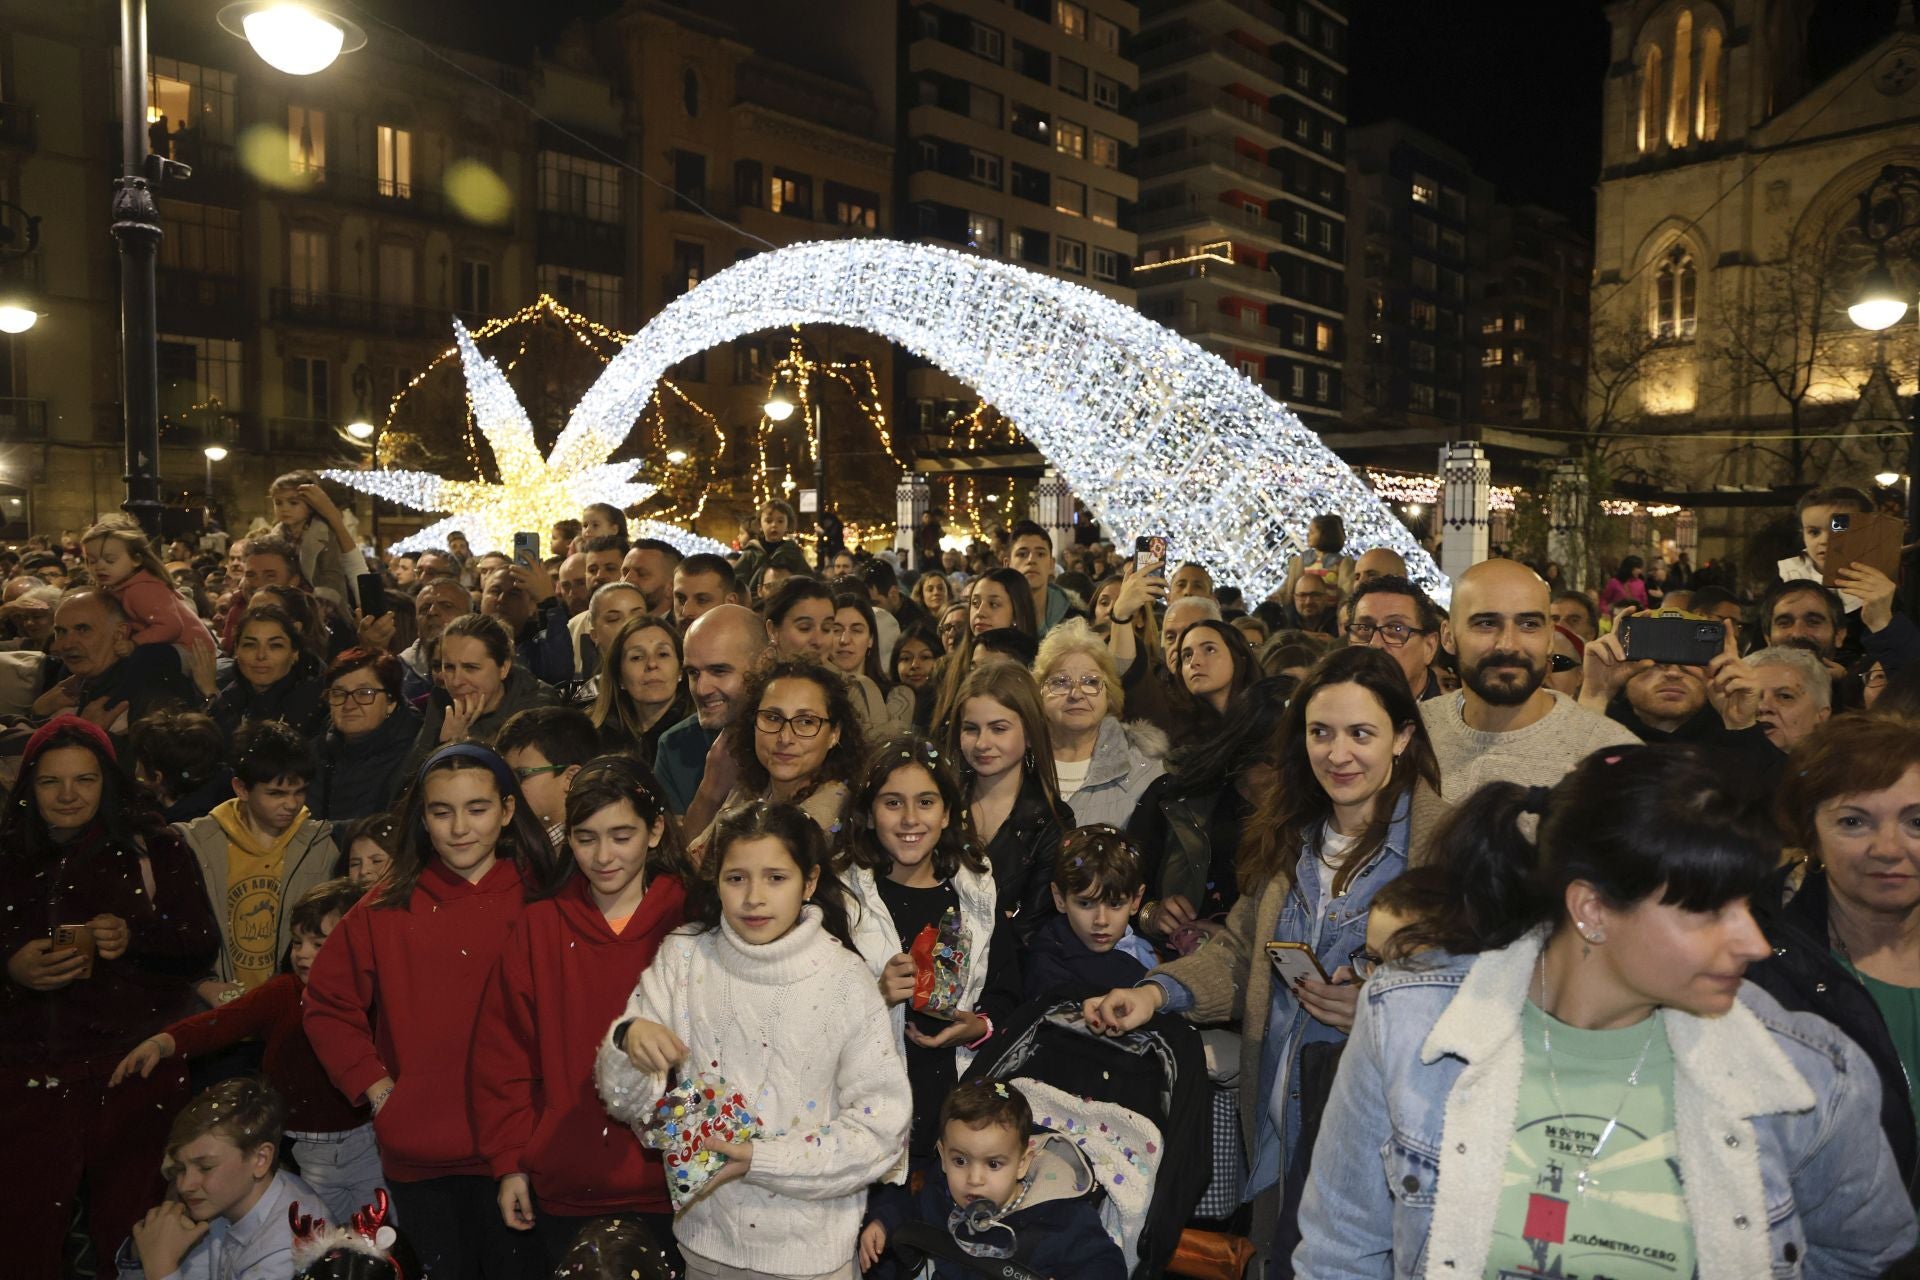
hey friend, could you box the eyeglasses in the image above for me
[325,686,391,706]
[1549,653,1580,673]
[754,709,830,738]
[1042,674,1104,698]
[1345,620,1430,647]
[1350,945,1384,981]
[513,763,569,781]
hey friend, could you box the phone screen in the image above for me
[1135,535,1167,576]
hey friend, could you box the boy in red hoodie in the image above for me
[304,744,556,1280]
[473,756,690,1268]
[110,877,375,1224]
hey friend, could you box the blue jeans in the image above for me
[289,1123,386,1225]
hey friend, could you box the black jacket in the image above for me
[310,703,422,822]
[208,655,328,740]
[1021,913,1149,1004]
[1603,694,1785,786]
[1745,861,1919,1202]
[975,771,1072,943]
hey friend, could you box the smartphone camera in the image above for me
[1831,514,1852,533]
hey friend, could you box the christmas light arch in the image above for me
[568,239,1447,604]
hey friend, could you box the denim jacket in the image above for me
[1294,929,1917,1280]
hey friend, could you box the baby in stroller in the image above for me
[862,999,1217,1280]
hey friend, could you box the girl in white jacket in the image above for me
[596,800,910,1280]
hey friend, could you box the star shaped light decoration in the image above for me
[325,321,728,558]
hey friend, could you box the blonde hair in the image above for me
[1031,617,1123,717]
[80,518,172,587]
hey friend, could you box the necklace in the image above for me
[1533,949,1659,1198]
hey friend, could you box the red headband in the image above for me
[22,714,116,765]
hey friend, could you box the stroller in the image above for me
[890,999,1255,1280]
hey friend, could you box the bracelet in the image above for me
[1138,900,1160,929]
[613,1018,635,1052]
[965,1015,995,1050]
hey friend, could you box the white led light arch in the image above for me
[568,239,1447,605]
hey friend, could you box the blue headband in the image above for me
[418,742,519,796]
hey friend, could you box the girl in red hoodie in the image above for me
[304,743,556,1280]
[474,755,691,1269]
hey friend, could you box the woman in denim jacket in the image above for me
[1296,744,1917,1280]
[1086,648,1448,1268]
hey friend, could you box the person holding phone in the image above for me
[1085,647,1448,1270]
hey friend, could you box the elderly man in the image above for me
[35,590,198,735]
[1352,546,1408,587]
[1169,562,1214,602]
[479,560,572,686]
[399,578,470,696]
[1283,571,1340,636]
[1747,645,1833,752]
[1345,575,1443,699]
[1420,559,1639,803]
[655,603,769,824]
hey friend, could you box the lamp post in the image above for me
[202,443,227,518]
[762,349,828,531]
[1849,163,1920,618]
[116,1,362,536]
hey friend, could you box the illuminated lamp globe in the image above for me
[203,445,229,462]
[1878,471,1903,488]
[0,303,36,334]
[1850,264,1911,332]
[666,448,689,465]
[763,387,797,422]
[218,2,366,76]
[346,420,376,441]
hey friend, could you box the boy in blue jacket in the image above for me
[1021,825,1157,1003]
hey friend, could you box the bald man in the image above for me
[653,603,769,822]
[1420,559,1638,803]
[1353,546,1409,586]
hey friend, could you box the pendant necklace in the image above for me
[1534,948,1659,1198]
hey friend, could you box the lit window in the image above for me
[1667,10,1693,149]
[537,265,621,325]
[288,228,328,297]
[1055,119,1086,159]
[1090,133,1120,168]
[1089,189,1119,227]
[289,105,325,176]
[1054,177,1085,217]
[1055,0,1086,38]
[1315,321,1333,352]
[1481,348,1503,367]
[1651,244,1696,339]
[1638,43,1663,154]
[540,151,623,222]
[1054,237,1086,274]
[1696,25,1721,141]
[1092,247,1119,281]
[968,212,1001,255]
[1411,174,1436,205]
[769,170,813,217]
[376,125,411,198]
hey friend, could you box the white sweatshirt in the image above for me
[595,906,912,1276]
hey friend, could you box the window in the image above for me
[1237,357,1262,381]
[1668,9,1693,149]
[288,228,328,297]
[671,240,705,294]
[1412,258,1437,290]
[968,150,1003,189]
[1055,1,1086,38]
[1411,173,1436,205]
[284,354,330,421]
[1638,43,1663,153]
[1652,244,1697,339]
[124,55,238,147]
[1512,313,1527,332]
[968,212,1001,255]
[732,338,766,384]
[457,260,492,315]
[672,150,708,209]
[1092,75,1120,110]
[1317,222,1333,251]
[377,243,415,307]
[158,334,244,412]
[1440,188,1467,220]
[1315,321,1333,352]
[1011,103,1050,144]
[1089,189,1118,227]
[538,265,621,325]
[1012,41,1050,82]
[1058,59,1088,98]
[1511,349,1529,366]
[1411,299,1437,330]
[1055,119,1086,158]
[1410,341,1435,372]
[376,125,412,198]
[1054,177,1085,217]
[1439,228,1466,258]
[1482,315,1505,334]
[683,68,702,118]
[1481,347,1504,367]
[1054,237,1086,274]
[735,159,763,208]
[1010,164,1050,203]
[1091,16,1121,52]
[1410,382,1435,411]
[970,85,1003,127]
[1441,268,1465,300]
[1092,247,1119,282]
[1697,25,1722,141]
[289,105,326,176]
[770,169,813,217]
[1011,226,1048,265]
[971,21,1003,62]
[1413,217,1438,249]
[1291,364,1306,397]
[1296,63,1311,87]
[160,203,241,275]
[1316,370,1331,401]
[540,152,622,222]
[1292,210,1308,240]
[1294,115,1309,139]
[1090,132,1121,169]
[1321,127,1334,152]
[1291,315,1308,344]
[828,183,880,230]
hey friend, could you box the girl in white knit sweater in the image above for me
[596,800,911,1280]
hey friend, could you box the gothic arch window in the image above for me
[1639,43,1663,154]
[1667,9,1693,149]
[1652,244,1697,340]
[1696,25,1721,141]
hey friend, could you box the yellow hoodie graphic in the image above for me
[210,798,310,991]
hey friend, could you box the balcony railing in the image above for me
[268,287,448,337]
[0,397,47,440]
[1136,141,1289,191]
[1136,90,1290,140]
[1135,201,1285,240]
[157,269,247,334]
[1133,256,1291,299]
[1137,34,1287,88]
[1168,311,1288,349]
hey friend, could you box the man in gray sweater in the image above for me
[1422,559,1639,802]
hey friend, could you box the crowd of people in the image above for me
[7,473,1920,1280]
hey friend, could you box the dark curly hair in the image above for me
[726,657,867,802]
[839,734,986,882]
[691,800,859,953]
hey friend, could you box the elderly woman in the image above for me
[309,647,421,821]
[1032,619,1166,831]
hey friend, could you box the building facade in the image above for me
[1130,0,1348,431]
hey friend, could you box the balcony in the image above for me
[268,288,447,338]
[1135,200,1287,245]
[0,101,33,150]
[536,209,626,275]
[1137,90,1290,146]
[1132,255,1291,302]
[1168,310,1289,353]
[660,187,738,220]
[157,269,246,337]
[1136,35,1287,95]
[1149,0,1289,41]
[1137,141,1289,197]
[0,397,47,440]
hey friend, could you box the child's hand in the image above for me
[702,1139,753,1191]
[297,484,341,523]
[622,1019,688,1075]
[110,1033,176,1087]
[132,1202,209,1279]
[497,1173,535,1231]
[880,953,915,1006]
[906,1009,987,1050]
[859,1221,888,1271]
[1083,984,1165,1035]
[195,978,244,1007]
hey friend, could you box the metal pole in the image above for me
[813,400,826,532]
[1908,314,1920,625]
[115,0,164,536]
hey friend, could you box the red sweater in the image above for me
[166,973,367,1134]
[303,858,530,1182]
[472,874,688,1215]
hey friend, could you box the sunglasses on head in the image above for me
[1549,653,1580,673]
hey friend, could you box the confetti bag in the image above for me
[635,1073,761,1209]
[910,906,968,1020]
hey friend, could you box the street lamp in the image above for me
[202,443,227,517]
[1848,163,1920,619]
[345,419,376,441]
[761,338,829,537]
[0,302,36,334]
[217,2,367,76]
[762,379,797,423]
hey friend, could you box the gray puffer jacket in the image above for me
[1061,716,1168,832]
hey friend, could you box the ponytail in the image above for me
[1373,781,1545,960]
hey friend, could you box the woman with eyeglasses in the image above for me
[310,647,420,821]
[1086,646,1447,1272]
[1032,619,1166,831]
[690,657,867,860]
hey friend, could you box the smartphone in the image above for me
[1267,941,1329,987]
[356,572,386,620]
[53,923,96,979]
[512,531,541,566]
[1619,613,1725,666]
[1825,511,1904,585]
[1135,535,1168,576]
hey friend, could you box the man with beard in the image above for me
[1759,578,1866,710]
[653,603,768,825]
[1575,612,1780,773]
[1419,559,1639,803]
